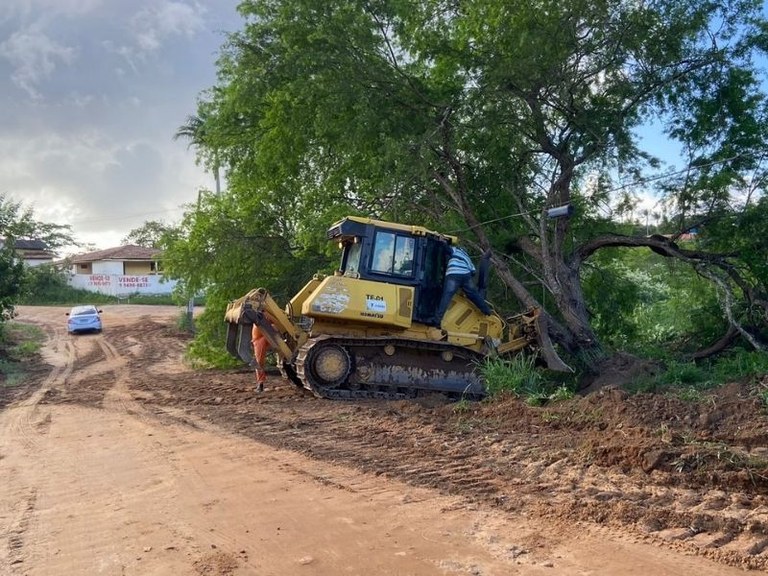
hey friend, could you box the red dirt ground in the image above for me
[3,305,768,574]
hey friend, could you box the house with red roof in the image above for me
[67,245,177,296]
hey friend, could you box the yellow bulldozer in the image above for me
[225,216,567,399]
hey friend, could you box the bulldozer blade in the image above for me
[226,320,255,365]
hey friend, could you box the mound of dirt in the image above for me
[579,351,662,394]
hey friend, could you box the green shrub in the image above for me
[660,361,712,387]
[712,349,768,382]
[0,322,45,387]
[176,309,196,333]
[622,349,768,399]
[481,354,543,398]
[185,304,242,368]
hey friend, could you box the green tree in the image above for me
[161,191,331,364]
[20,264,70,304]
[0,194,74,321]
[174,112,222,195]
[0,244,23,322]
[122,220,173,248]
[181,0,768,368]
[684,194,768,355]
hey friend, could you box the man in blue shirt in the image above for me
[431,244,492,326]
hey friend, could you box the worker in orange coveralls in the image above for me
[250,320,273,393]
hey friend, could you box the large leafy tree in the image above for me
[174,112,223,195]
[181,0,768,368]
[0,246,23,322]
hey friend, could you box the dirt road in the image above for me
[1,305,766,575]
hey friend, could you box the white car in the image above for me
[66,305,103,334]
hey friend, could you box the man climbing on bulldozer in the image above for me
[431,244,493,326]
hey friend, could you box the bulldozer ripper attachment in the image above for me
[224,288,302,365]
[226,320,256,366]
[497,308,572,373]
[496,308,541,356]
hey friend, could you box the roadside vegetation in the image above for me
[482,349,768,406]
[481,355,575,405]
[0,322,45,390]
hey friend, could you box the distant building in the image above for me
[69,245,162,276]
[0,238,56,267]
[67,245,177,296]
[662,231,698,243]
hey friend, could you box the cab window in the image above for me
[343,241,362,275]
[371,231,415,277]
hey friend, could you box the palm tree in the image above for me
[174,113,221,195]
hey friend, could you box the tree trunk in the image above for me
[548,262,606,369]
[690,325,739,360]
[492,253,605,370]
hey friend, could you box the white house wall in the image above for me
[92,261,124,275]
[68,273,177,296]
[24,259,54,268]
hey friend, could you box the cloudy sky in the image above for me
[0,0,241,251]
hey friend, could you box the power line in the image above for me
[448,152,752,234]
[66,207,186,226]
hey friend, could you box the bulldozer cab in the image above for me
[329,217,450,325]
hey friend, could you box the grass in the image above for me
[667,439,768,482]
[623,349,768,399]
[452,398,472,413]
[0,322,45,388]
[0,323,44,358]
[712,350,768,382]
[480,354,576,404]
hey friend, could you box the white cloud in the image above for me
[0,0,239,249]
[131,1,206,53]
[1,127,213,248]
[1,0,102,24]
[0,26,76,98]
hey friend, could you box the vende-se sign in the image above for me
[70,274,176,296]
[117,276,151,289]
[87,274,112,287]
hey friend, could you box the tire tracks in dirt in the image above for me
[0,323,74,573]
[160,387,768,571]
[9,306,767,574]
[5,325,74,449]
[91,321,267,573]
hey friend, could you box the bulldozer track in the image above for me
[295,335,485,400]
